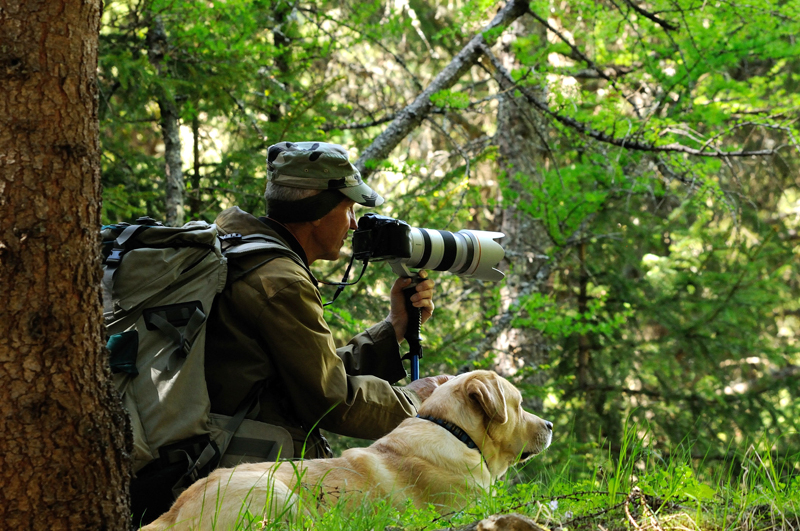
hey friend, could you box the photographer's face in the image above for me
[309,197,358,262]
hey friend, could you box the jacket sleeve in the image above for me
[251,270,420,440]
[335,321,408,384]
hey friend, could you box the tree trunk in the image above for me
[147,15,184,227]
[577,241,590,390]
[0,1,132,528]
[268,0,294,125]
[493,16,551,411]
[189,113,202,218]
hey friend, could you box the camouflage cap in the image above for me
[266,141,384,207]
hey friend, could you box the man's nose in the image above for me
[349,209,358,229]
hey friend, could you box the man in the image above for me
[205,141,450,459]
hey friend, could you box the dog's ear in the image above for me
[466,372,508,425]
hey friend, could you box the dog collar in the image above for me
[417,414,483,455]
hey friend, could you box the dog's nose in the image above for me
[545,421,553,431]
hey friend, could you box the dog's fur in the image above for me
[140,370,552,530]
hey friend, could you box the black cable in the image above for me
[321,254,370,307]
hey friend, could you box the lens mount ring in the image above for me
[456,231,475,275]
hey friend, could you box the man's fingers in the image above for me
[411,279,435,302]
[391,277,412,294]
[392,276,433,295]
[416,278,435,292]
[411,289,433,303]
[406,373,453,402]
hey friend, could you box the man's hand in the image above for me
[386,270,436,343]
[405,374,453,402]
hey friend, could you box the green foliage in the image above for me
[481,24,505,44]
[513,291,633,340]
[641,464,717,501]
[503,158,615,246]
[101,0,800,495]
[430,89,471,110]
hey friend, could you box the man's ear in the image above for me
[465,372,508,425]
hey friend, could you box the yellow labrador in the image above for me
[141,370,553,530]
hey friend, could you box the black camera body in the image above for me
[351,212,506,282]
[351,212,505,381]
[352,213,412,262]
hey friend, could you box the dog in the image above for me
[140,370,553,530]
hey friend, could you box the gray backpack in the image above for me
[102,217,295,494]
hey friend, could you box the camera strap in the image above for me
[320,254,370,307]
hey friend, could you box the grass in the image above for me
[171,425,800,531]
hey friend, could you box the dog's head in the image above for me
[418,370,552,476]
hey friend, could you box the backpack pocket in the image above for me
[209,414,294,467]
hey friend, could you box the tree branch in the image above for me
[480,45,782,158]
[354,0,530,179]
[582,363,800,403]
[322,113,397,132]
[228,91,265,139]
[297,5,424,92]
[524,6,612,82]
[524,5,645,116]
[622,0,680,31]
[321,108,448,132]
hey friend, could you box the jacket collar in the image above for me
[214,207,316,286]
[259,216,310,268]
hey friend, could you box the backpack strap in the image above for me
[169,232,307,496]
[171,380,267,498]
[146,306,206,372]
[102,224,149,317]
[221,233,314,285]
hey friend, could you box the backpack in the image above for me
[101,217,296,498]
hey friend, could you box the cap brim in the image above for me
[340,182,384,207]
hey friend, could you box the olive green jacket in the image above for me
[205,207,421,458]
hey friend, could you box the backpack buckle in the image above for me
[220,233,243,242]
[181,338,191,357]
[106,248,124,266]
[220,233,243,251]
[135,216,163,226]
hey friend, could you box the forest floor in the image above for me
[248,466,800,531]
[430,487,800,531]
[267,437,800,531]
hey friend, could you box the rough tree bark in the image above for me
[491,15,551,410]
[0,1,131,528]
[147,15,185,227]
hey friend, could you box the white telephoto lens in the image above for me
[405,227,505,281]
